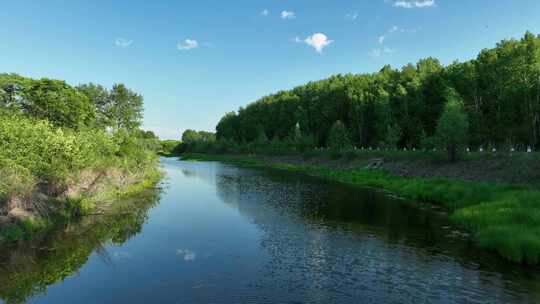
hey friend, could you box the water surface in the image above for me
[1,158,540,303]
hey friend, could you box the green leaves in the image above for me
[0,114,118,184]
[327,120,352,150]
[433,97,469,162]
[213,32,540,153]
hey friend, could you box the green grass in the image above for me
[183,153,540,265]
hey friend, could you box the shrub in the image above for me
[327,120,352,151]
[433,94,469,162]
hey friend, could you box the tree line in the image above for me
[0,74,145,132]
[212,32,540,154]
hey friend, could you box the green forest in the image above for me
[184,32,540,159]
[0,73,160,242]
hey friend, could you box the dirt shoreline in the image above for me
[251,153,540,186]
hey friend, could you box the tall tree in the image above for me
[109,84,143,131]
[434,93,469,162]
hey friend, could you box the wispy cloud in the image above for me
[377,25,421,44]
[369,47,395,57]
[393,0,435,8]
[281,10,296,19]
[177,39,199,51]
[176,249,196,261]
[294,33,333,54]
[261,9,269,16]
[115,38,133,48]
[346,12,359,20]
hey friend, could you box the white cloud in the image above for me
[115,38,133,48]
[261,9,269,16]
[393,0,435,8]
[369,46,395,57]
[302,33,333,53]
[281,10,295,19]
[177,39,199,51]
[346,12,359,20]
[176,249,196,261]
[377,25,421,44]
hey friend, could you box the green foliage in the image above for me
[327,120,352,150]
[22,78,96,129]
[0,74,144,132]
[76,83,112,128]
[108,84,144,131]
[382,124,400,149]
[212,32,540,153]
[182,129,216,144]
[159,140,182,156]
[0,72,160,284]
[433,96,469,162]
[0,114,116,184]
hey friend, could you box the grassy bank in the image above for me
[182,153,540,265]
[0,113,162,244]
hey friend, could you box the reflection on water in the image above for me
[1,158,540,303]
[0,189,161,304]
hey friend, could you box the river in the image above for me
[1,157,539,303]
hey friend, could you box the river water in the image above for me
[1,157,539,303]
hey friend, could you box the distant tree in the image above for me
[198,131,216,142]
[109,84,143,131]
[77,83,112,128]
[254,125,269,145]
[434,92,469,162]
[327,120,352,150]
[286,122,302,144]
[22,78,96,129]
[384,124,401,149]
[216,112,238,141]
[182,129,201,144]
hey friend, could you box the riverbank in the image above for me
[0,185,162,304]
[182,152,540,265]
[0,165,162,245]
[0,111,163,245]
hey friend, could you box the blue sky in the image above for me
[2,0,540,139]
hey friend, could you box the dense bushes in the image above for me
[0,115,113,180]
[214,32,540,153]
[0,113,157,202]
[0,73,159,241]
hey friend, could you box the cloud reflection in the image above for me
[176,249,196,261]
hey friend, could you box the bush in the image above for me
[433,94,469,162]
[0,113,157,200]
[327,120,352,151]
[0,114,114,182]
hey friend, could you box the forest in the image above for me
[0,73,160,242]
[188,32,540,159]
